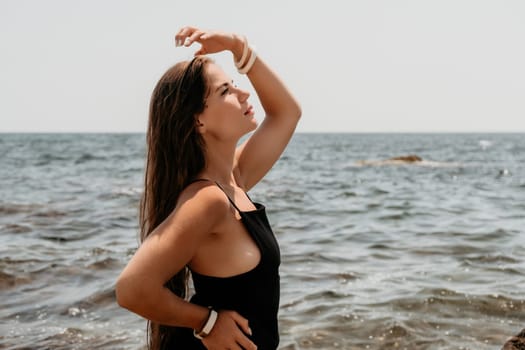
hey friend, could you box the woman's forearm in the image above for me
[116,278,208,330]
[248,56,302,121]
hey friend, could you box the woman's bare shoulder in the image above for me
[175,180,230,219]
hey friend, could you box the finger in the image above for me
[194,47,207,56]
[231,312,252,336]
[184,30,205,47]
[179,25,196,37]
[174,27,187,47]
[175,34,187,47]
[237,335,258,350]
[175,26,197,47]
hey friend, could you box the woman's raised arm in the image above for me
[177,27,302,190]
[235,50,302,190]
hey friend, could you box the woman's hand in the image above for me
[201,310,257,350]
[175,26,244,60]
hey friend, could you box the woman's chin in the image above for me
[248,115,258,127]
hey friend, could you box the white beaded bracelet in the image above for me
[237,46,257,75]
[234,36,249,69]
[193,309,218,340]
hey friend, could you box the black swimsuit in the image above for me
[171,181,281,350]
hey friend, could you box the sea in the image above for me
[1,133,524,350]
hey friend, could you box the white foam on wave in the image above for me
[111,187,142,196]
[479,139,493,150]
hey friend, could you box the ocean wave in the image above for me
[74,153,107,164]
[0,270,32,289]
[383,288,525,318]
[0,203,42,215]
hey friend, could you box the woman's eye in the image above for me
[221,88,230,96]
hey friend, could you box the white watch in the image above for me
[193,309,218,340]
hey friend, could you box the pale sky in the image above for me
[1,0,524,133]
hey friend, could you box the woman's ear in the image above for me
[195,118,206,134]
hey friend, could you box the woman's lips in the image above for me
[244,105,254,116]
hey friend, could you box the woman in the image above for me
[116,26,301,350]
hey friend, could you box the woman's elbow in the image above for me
[291,101,302,122]
[115,275,137,310]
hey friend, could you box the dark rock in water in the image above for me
[389,155,423,163]
[357,154,425,166]
[502,329,525,350]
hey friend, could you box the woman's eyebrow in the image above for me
[214,82,229,93]
[214,80,235,93]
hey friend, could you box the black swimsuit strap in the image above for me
[214,182,243,213]
[188,178,245,213]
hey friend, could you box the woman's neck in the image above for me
[200,139,238,186]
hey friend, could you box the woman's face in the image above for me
[196,63,257,141]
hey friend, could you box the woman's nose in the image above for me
[236,86,250,101]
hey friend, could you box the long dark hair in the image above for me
[140,56,210,349]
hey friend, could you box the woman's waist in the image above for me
[190,279,279,313]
